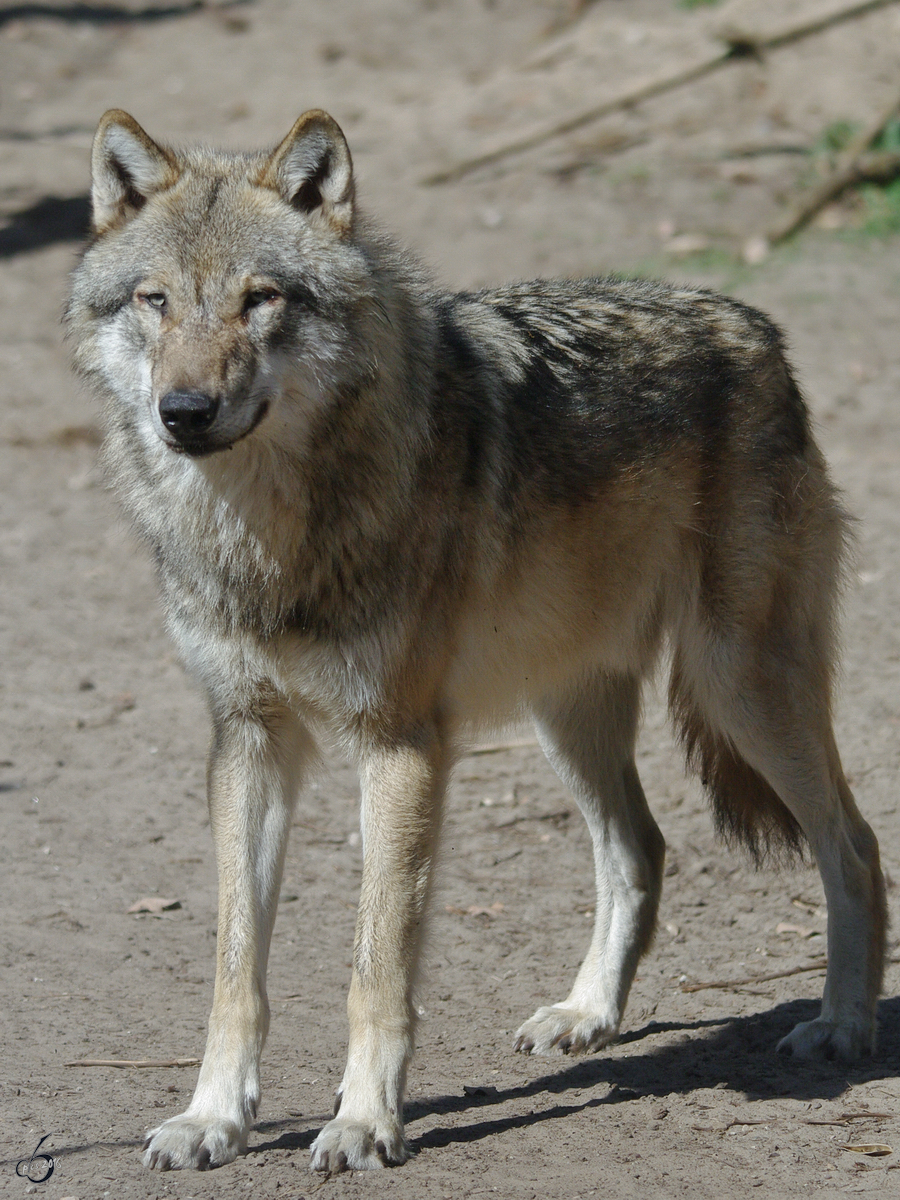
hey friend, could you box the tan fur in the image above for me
[66,110,886,1175]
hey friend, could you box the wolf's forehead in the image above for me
[166,159,275,225]
[156,172,292,275]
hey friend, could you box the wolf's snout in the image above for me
[159,390,220,446]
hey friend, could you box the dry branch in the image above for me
[494,808,571,829]
[464,739,538,756]
[768,90,900,242]
[740,0,900,51]
[679,960,828,992]
[423,56,723,185]
[684,952,900,992]
[804,1112,894,1126]
[64,1057,201,1068]
[543,0,602,37]
[423,0,900,185]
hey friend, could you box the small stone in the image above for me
[743,236,769,265]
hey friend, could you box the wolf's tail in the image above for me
[668,655,805,865]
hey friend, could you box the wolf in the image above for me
[67,109,886,1173]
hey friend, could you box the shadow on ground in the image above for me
[0,195,90,257]
[2,999,892,1168]
[0,1,252,31]
[249,995,900,1158]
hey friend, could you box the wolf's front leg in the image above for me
[310,727,447,1172]
[143,692,311,1170]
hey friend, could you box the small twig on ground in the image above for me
[542,0,602,37]
[423,55,724,184]
[465,739,538,756]
[494,808,571,829]
[682,953,900,993]
[753,0,900,51]
[679,961,827,992]
[769,89,900,243]
[804,1112,894,1126]
[423,0,900,184]
[64,1057,201,1068]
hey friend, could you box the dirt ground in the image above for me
[2,1,900,1197]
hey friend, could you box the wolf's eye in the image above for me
[138,292,167,311]
[243,288,281,314]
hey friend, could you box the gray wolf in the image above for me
[67,109,886,1173]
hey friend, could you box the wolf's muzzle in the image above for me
[158,390,220,453]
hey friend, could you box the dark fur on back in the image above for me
[436,279,806,506]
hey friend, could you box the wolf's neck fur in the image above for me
[103,261,455,642]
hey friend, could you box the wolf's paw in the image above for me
[514,1004,619,1056]
[309,1116,411,1172]
[142,1114,247,1170]
[776,1017,873,1063]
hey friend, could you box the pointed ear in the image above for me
[90,109,179,233]
[258,110,355,233]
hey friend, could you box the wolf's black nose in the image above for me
[159,390,220,438]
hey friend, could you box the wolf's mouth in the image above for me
[163,399,270,457]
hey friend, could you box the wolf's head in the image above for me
[69,110,379,459]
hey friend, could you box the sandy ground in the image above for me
[2,1,900,1197]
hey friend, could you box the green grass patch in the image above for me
[808,117,900,239]
[859,177,900,236]
[872,116,900,153]
[810,116,900,158]
[812,119,858,156]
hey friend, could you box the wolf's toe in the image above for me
[142,1115,246,1170]
[776,1017,873,1063]
[514,1004,618,1056]
[309,1117,411,1172]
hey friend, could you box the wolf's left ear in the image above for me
[90,110,179,234]
[259,110,355,234]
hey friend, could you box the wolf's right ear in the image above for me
[90,110,179,234]
[258,110,355,234]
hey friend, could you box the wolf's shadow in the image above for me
[252,994,900,1155]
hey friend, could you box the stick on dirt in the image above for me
[679,961,828,992]
[423,0,900,184]
[465,739,538,756]
[64,1057,201,1069]
[768,89,900,243]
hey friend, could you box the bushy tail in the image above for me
[668,655,806,866]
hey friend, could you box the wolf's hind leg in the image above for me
[672,622,886,1061]
[143,688,311,1170]
[515,673,665,1056]
[672,435,885,1060]
[704,692,885,1061]
[775,761,885,1061]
